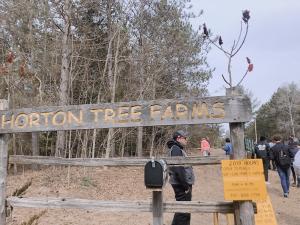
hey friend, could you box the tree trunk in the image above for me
[287,95,295,137]
[105,0,114,158]
[105,128,114,158]
[137,127,143,157]
[12,134,17,174]
[120,129,126,157]
[55,0,71,157]
[31,132,39,170]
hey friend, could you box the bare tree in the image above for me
[55,0,72,157]
[203,10,253,87]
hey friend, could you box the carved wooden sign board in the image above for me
[0,96,252,133]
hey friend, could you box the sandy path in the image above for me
[5,150,300,225]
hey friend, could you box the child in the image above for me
[223,138,233,155]
[200,137,211,157]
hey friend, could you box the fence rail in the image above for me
[7,197,235,214]
[9,155,228,167]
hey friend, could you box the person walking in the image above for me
[268,139,277,170]
[270,135,293,198]
[293,142,300,188]
[223,138,233,156]
[200,137,211,157]
[167,130,195,225]
[288,141,300,186]
[254,136,270,183]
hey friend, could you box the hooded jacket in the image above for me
[167,140,195,188]
[254,140,270,159]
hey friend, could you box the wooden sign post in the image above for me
[152,191,163,225]
[227,87,255,225]
[0,100,8,225]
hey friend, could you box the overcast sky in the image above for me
[190,0,300,105]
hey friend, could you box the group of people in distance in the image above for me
[166,130,300,225]
[253,135,300,198]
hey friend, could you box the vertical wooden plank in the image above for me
[226,214,235,225]
[152,191,163,225]
[227,88,255,225]
[0,100,8,225]
[213,212,219,225]
[230,123,246,159]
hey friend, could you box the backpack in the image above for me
[277,147,291,169]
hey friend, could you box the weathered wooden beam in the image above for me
[0,100,8,225]
[9,155,228,167]
[0,96,252,133]
[165,201,236,213]
[153,191,163,225]
[227,87,255,225]
[7,197,235,213]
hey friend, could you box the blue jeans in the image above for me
[277,166,290,194]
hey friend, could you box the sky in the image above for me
[190,0,300,106]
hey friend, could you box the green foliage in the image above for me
[247,83,300,140]
[81,176,97,187]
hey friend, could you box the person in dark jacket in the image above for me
[167,130,195,225]
[254,136,270,183]
[269,135,293,198]
[288,141,300,186]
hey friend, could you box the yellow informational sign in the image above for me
[255,195,278,225]
[221,159,267,200]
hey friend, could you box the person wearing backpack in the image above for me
[254,136,270,183]
[269,135,293,198]
[167,130,195,225]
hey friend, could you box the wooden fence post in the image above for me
[227,88,255,225]
[152,191,163,225]
[0,100,8,225]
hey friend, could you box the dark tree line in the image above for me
[0,0,213,159]
[246,83,300,141]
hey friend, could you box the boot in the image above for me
[297,177,300,188]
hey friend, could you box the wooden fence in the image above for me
[0,91,255,225]
[7,155,244,225]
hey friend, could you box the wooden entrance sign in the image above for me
[0,93,253,225]
[0,96,251,133]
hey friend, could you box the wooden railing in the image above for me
[9,155,228,167]
[6,154,241,225]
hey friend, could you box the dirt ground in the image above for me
[6,149,300,225]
